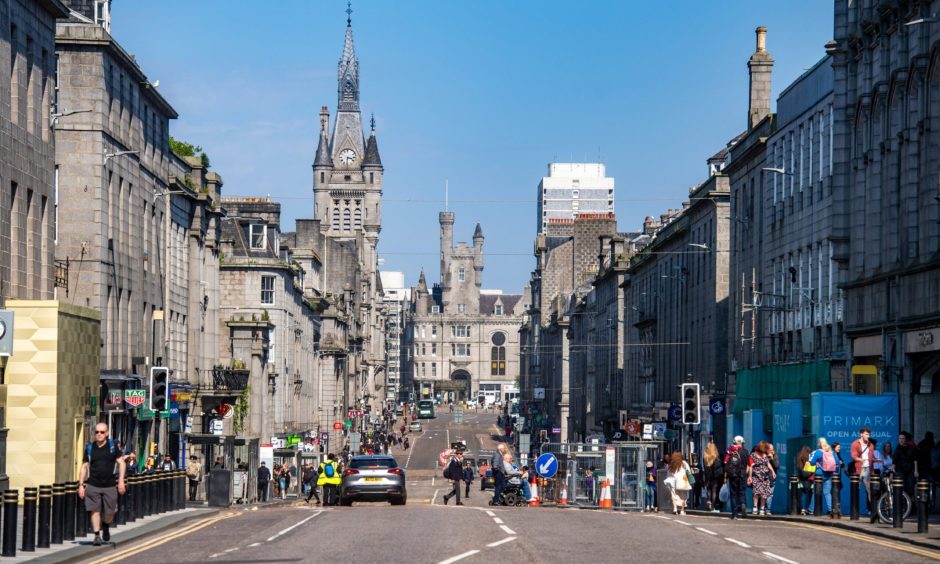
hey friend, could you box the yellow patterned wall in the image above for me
[5,301,100,490]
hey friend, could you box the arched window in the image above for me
[354,208,362,229]
[491,332,506,375]
[331,209,340,231]
[343,209,351,231]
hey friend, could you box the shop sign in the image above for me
[105,390,123,409]
[124,389,146,407]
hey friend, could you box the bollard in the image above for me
[831,474,842,518]
[849,474,859,520]
[125,476,137,523]
[892,478,904,528]
[869,474,881,524]
[160,472,168,513]
[143,475,151,517]
[116,481,127,526]
[75,482,88,536]
[63,482,76,541]
[22,487,38,552]
[813,478,823,516]
[178,470,186,509]
[38,485,52,549]
[789,476,800,515]
[917,479,929,534]
[51,484,64,545]
[2,489,19,557]
[169,471,178,511]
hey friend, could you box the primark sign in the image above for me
[812,393,899,444]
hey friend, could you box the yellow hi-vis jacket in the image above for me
[318,461,341,485]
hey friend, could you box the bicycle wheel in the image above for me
[900,492,913,520]
[877,493,893,524]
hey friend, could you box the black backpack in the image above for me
[443,457,460,480]
[726,449,746,477]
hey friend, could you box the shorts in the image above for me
[84,484,118,518]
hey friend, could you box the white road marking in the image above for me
[656,515,672,520]
[695,527,717,536]
[432,477,436,486]
[486,537,516,548]
[725,538,752,549]
[493,517,504,524]
[266,511,322,542]
[762,552,799,564]
[431,488,441,505]
[499,524,516,535]
[674,519,692,526]
[485,510,495,517]
[224,548,239,553]
[248,542,261,547]
[438,549,481,564]
[209,554,223,559]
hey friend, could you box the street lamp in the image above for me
[761,167,793,176]
[50,107,92,128]
[103,150,139,165]
[905,14,940,25]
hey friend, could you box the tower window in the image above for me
[494,304,503,316]
[457,304,465,313]
[343,209,351,231]
[354,208,362,229]
[320,172,325,183]
[370,172,374,184]
[458,267,465,282]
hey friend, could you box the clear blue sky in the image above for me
[113,1,833,293]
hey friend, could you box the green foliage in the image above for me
[169,135,211,168]
[233,386,250,434]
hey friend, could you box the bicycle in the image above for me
[876,488,912,524]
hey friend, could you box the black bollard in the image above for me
[869,474,881,524]
[63,482,76,541]
[22,487,37,552]
[169,471,177,511]
[892,478,904,528]
[813,477,823,516]
[917,479,929,534]
[51,484,64,545]
[126,476,137,523]
[831,474,842,518]
[75,482,88,537]
[159,472,167,513]
[789,476,800,515]
[2,489,19,557]
[142,475,151,517]
[178,470,186,509]
[38,485,52,549]
[849,474,859,520]
[116,481,127,526]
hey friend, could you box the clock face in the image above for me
[339,149,357,166]
[344,80,354,93]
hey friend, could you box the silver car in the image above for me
[409,421,422,432]
[339,455,407,506]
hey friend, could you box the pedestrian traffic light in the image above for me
[150,366,169,411]
[681,383,701,425]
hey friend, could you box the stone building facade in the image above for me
[831,2,940,434]
[406,212,524,404]
[536,163,614,233]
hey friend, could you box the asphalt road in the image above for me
[79,412,940,564]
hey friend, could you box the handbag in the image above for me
[686,467,696,486]
[802,461,816,474]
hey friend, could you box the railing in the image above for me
[212,367,250,391]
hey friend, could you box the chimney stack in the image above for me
[747,26,774,130]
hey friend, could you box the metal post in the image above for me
[38,485,52,549]
[124,476,135,523]
[831,474,842,518]
[63,482,76,541]
[789,476,800,515]
[145,475,154,516]
[21,487,37,552]
[892,478,903,528]
[869,474,881,524]
[75,481,88,537]
[178,470,186,510]
[849,474,859,520]
[813,477,823,516]
[51,484,64,545]
[2,489,19,557]
[917,479,929,534]
[161,471,170,512]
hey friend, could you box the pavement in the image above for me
[23,412,940,563]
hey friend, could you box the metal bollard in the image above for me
[178,470,186,509]
[813,478,823,516]
[63,482,76,541]
[169,471,178,511]
[159,472,168,513]
[869,474,881,524]
[51,484,64,545]
[892,478,904,529]
[38,485,52,549]
[849,474,859,520]
[125,476,137,523]
[2,489,19,557]
[789,476,800,515]
[116,480,127,526]
[22,487,38,552]
[831,474,842,518]
[143,475,152,516]
[75,482,88,536]
[917,479,930,534]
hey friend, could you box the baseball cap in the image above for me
[734,436,745,445]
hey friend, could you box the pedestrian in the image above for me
[78,422,126,546]
[690,455,704,509]
[765,443,781,512]
[186,455,202,502]
[257,461,271,502]
[278,465,290,499]
[808,437,837,517]
[160,453,176,471]
[724,436,749,520]
[142,456,156,474]
[850,427,875,504]
[585,468,595,504]
[881,441,894,476]
[442,446,465,505]
[519,465,532,502]
[702,441,723,512]
[665,451,692,515]
[894,431,918,498]
[124,452,138,476]
[319,453,341,506]
[214,456,224,469]
[797,445,814,515]
[303,463,321,505]
[490,443,508,506]
[463,461,474,499]
[748,441,775,516]
[644,461,657,511]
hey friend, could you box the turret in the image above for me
[439,211,455,291]
[473,223,484,283]
[415,270,429,313]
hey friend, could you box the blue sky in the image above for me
[112,1,833,293]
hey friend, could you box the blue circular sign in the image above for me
[668,404,682,422]
[709,398,726,416]
[535,453,558,478]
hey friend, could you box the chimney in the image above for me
[747,26,774,130]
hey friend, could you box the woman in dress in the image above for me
[666,451,692,515]
[747,441,776,516]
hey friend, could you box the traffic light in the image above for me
[681,383,701,425]
[150,366,169,411]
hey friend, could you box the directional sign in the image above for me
[535,453,558,478]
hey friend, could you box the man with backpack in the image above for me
[319,453,341,506]
[442,446,465,505]
[723,436,750,520]
[78,422,126,546]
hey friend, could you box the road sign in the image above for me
[642,424,653,440]
[625,419,641,436]
[709,397,726,416]
[667,404,682,422]
[320,432,329,442]
[652,422,667,439]
[454,408,464,424]
[333,421,342,430]
[124,389,146,407]
[535,453,558,478]
[211,419,223,435]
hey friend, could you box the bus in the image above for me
[417,400,435,419]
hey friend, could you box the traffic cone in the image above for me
[598,479,613,508]
[560,483,568,505]
[528,476,540,507]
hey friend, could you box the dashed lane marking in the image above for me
[656,515,672,520]
[762,552,799,564]
[438,549,481,564]
[674,520,692,526]
[725,538,752,549]
[493,517,504,524]
[485,510,495,517]
[695,527,718,535]
[499,524,516,536]
[265,510,322,542]
[248,542,261,547]
[781,520,940,561]
[486,537,516,548]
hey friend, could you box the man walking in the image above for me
[490,443,508,505]
[257,461,271,502]
[186,455,202,502]
[724,436,749,520]
[850,427,875,505]
[319,453,341,506]
[303,462,321,505]
[442,446,465,505]
[463,460,474,499]
[78,422,126,546]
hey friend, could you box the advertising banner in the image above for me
[771,399,803,514]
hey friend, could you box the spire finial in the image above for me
[346,1,353,26]
[370,113,376,133]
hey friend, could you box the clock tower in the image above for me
[313,8,383,238]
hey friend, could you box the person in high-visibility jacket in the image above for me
[318,453,341,506]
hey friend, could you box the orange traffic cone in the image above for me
[560,483,568,505]
[528,476,540,507]
[598,479,613,508]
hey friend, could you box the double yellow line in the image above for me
[87,511,238,564]
[782,521,940,561]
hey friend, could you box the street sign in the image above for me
[333,421,342,430]
[535,453,558,478]
[124,389,146,408]
[667,404,682,422]
[454,408,464,424]
[709,397,726,416]
[211,419,223,435]
[625,419,641,436]
[320,432,330,442]
[642,424,653,440]
[552,427,561,434]
[652,422,667,439]
[533,387,545,400]
[519,433,530,455]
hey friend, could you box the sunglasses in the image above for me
[95,430,108,434]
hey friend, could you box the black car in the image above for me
[339,455,407,506]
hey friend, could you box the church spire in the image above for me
[338,2,360,112]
